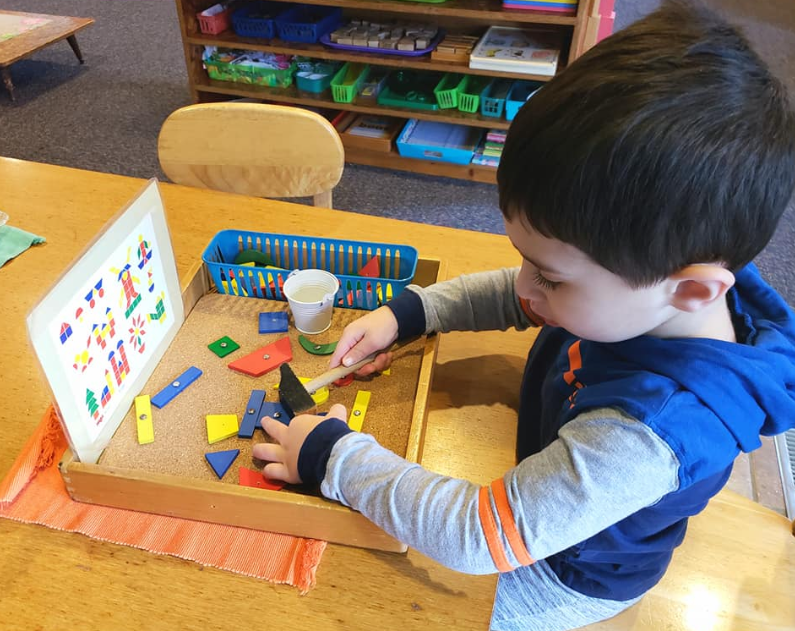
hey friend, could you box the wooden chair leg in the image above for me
[313,190,332,209]
[66,35,85,64]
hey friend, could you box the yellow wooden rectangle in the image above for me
[348,390,371,432]
[135,395,154,445]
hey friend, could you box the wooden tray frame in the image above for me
[58,256,444,553]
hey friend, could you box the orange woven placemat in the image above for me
[0,407,326,592]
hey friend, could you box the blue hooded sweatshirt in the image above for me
[519,263,795,600]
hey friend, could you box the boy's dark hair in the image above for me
[498,0,795,287]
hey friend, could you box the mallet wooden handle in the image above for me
[303,337,417,394]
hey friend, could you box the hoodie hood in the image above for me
[571,264,795,455]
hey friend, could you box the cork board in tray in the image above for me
[59,260,441,553]
[99,293,423,482]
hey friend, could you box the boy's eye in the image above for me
[533,271,561,290]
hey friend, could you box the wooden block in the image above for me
[205,449,239,479]
[151,366,202,408]
[238,389,266,438]
[258,311,288,334]
[261,400,290,425]
[359,256,380,278]
[206,414,239,444]
[348,390,371,432]
[208,335,239,357]
[227,337,292,377]
[239,466,285,491]
[135,395,154,445]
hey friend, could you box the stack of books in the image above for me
[502,0,578,15]
[472,129,507,168]
[469,27,562,77]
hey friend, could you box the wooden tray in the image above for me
[58,256,443,553]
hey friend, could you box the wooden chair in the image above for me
[157,102,345,208]
[580,490,795,630]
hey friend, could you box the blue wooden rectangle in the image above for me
[261,401,290,425]
[259,311,289,334]
[151,366,203,409]
[239,389,267,438]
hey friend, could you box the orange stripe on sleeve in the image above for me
[562,340,582,385]
[490,479,535,566]
[477,486,514,573]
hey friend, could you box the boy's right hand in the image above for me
[329,306,399,377]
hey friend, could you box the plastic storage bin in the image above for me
[505,80,543,121]
[295,59,342,93]
[377,70,444,111]
[198,4,232,35]
[275,5,342,44]
[433,73,467,109]
[480,79,512,118]
[202,230,419,310]
[396,119,482,165]
[458,76,493,113]
[331,62,370,103]
[204,48,296,87]
[231,2,284,39]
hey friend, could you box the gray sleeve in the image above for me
[320,408,680,574]
[407,267,535,334]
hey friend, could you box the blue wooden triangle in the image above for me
[205,449,240,479]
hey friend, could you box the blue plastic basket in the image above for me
[275,5,342,44]
[481,79,512,118]
[201,230,419,310]
[231,2,283,39]
[505,80,544,121]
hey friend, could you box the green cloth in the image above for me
[0,225,46,268]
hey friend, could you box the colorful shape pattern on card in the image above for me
[151,366,202,408]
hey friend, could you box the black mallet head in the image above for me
[278,363,316,418]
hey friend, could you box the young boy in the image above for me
[254,1,795,629]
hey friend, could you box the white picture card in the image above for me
[27,180,184,463]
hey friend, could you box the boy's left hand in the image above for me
[252,403,348,484]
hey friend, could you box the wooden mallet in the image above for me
[278,339,416,418]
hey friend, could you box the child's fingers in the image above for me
[262,462,292,482]
[329,325,366,368]
[261,415,287,442]
[354,352,392,377]
[327,403,347,420]
[252,441,283,463]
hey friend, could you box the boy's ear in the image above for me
[668,265,736,313]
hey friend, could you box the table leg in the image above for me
[66,35,85,64]
[1,67,14,102]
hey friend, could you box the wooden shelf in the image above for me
[262,0,579,26]
[196,79,511,130]
[343,144,498,183]
[176,0,596,182]
[188,35,558,82]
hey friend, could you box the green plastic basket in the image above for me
[457,76,493,113]
[434,74,468,109]
[331,62,370,103]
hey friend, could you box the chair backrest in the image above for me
[157,102,345,208]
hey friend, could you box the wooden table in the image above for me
[1,158,793,631]
[0,10,94,101]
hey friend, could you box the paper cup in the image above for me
[282,269,340,334]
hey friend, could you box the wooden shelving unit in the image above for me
[174,0,597,183]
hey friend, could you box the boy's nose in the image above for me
[516,265,545,301]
